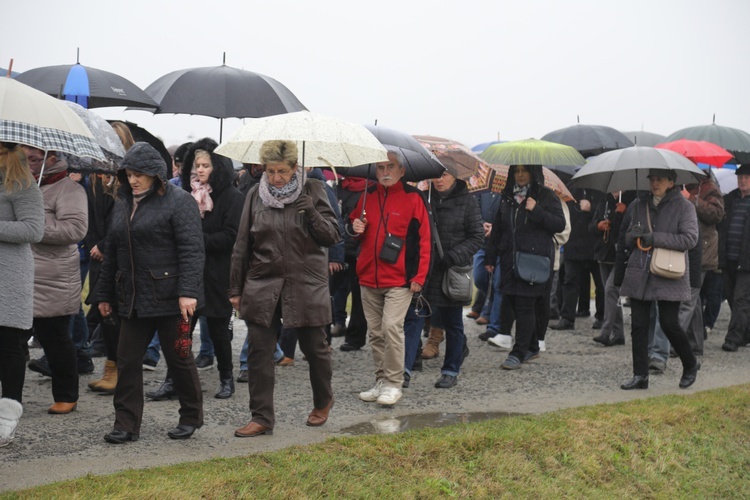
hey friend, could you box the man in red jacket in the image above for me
[349,149,431,406]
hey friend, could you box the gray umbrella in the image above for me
[622,131,667,147]
[570,146,706,193]
[542,123,634,158]
[664,122,750,165]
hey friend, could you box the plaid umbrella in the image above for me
[0,78,104,161]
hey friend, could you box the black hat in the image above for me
[736,164,750,176]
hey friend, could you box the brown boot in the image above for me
[88,360,118,393]
[421,327,445,359]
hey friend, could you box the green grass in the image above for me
[6,385,750,498]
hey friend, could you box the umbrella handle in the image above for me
[636,238,652,252]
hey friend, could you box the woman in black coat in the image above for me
[421,173,483,388]
[184,139,245,398]
[485,165,566,370]
[97,142,205,443]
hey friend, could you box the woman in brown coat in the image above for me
[229,140,340,438]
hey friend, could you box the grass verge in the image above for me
[5,385,750,498]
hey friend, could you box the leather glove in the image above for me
[597,220,611,232]
[629,224,645,238]
[640,232,654,247]
[295,194,316,216]
[615,203,627,214]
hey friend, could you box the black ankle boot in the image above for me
[146,376,176,400]
[620,375,649,390]
[215,376,235,399]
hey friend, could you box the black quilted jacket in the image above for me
[96,142,205,318]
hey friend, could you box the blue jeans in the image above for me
[435,305,466,376]
[473,249,491,317]
[239,333,284,371]
[486,257,502,335]
[145,332,161,364]
[403,301,426,376]
[649,302,670,363]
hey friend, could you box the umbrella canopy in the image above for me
[108,120,172,176]
[570,146,706,193]
[479,138,586,168]
[413,135,492,192]
[60,101,125,172]
[15,63,158,109]
[215,111,388,168]
[654,138,734,168]
[712,167,738,194]
[622,130,667,147]
[0,78,104,160]
[471,140,504,153]
[663,123,750,165]
[541,124,634,157]
[345,125,447,182]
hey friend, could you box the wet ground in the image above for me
[2,303,749,492]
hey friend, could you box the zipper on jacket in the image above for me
[124,198,137,318]
[373,188,387,288]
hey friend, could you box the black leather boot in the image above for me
[146,376,177,401]
[215,375,235,399]
[620,375,649,390]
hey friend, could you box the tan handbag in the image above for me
[645,204,686,280]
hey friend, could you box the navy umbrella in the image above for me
[15,60,158,109]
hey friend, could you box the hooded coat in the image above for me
[96,142,205,318]
[0,175,44,329]
[32,159,89,318]
[228,175,341,328]
[617,188,698,302]
[183,139,245,317]
[485,165,566,297]
[424,180,484,308]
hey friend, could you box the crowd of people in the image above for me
[2,125,749,448]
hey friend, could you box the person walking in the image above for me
[230,140,340,438]
[615,168,701,390]
[96,142,205,443]
[0,142,44,445]
[420,171,483,388]
[485,165,566,370]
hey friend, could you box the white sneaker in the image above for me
[539,340,546,352]
[359,380,384,402]
[488,333,512,350]
[376,386,403,405]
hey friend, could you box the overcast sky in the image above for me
[3,0,748,150]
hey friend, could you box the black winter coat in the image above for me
[424,181,484,308]
[563,188,601,261]
[84,177,115,305]
[485,166,566,297]
[97,144,205,318]
[196,156,245,317]
[589,192,637,263]
[718,189,750,271]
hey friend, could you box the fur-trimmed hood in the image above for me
[181,137,235,195]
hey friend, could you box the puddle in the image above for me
[339,411,520,435]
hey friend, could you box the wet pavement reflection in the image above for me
[340,411,520,435]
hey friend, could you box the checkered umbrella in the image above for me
[0,78,105,161]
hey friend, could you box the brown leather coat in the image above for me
[229,179,341,328]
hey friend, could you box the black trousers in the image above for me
[630,299,696,377]
[561,259,604,322]
[246,303,332,428]
[34,316,78,403]
[507,294,542,360]
[193,315,233,377]
[114,314,203,435]
[342,256,368,348]
[0,326,28,402]
[723,266,750,346]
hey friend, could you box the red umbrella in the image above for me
[655,138,734,168]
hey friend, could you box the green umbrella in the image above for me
[479,138,585,167]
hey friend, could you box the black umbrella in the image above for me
[622,130,667,147]
[107,120,172,178]
[541,123,634,158]
[345,125,446,182]
[15,59,158,109]
[138,54,307,141]
[664,120,750,165]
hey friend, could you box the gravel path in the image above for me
[2,303,749,492]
